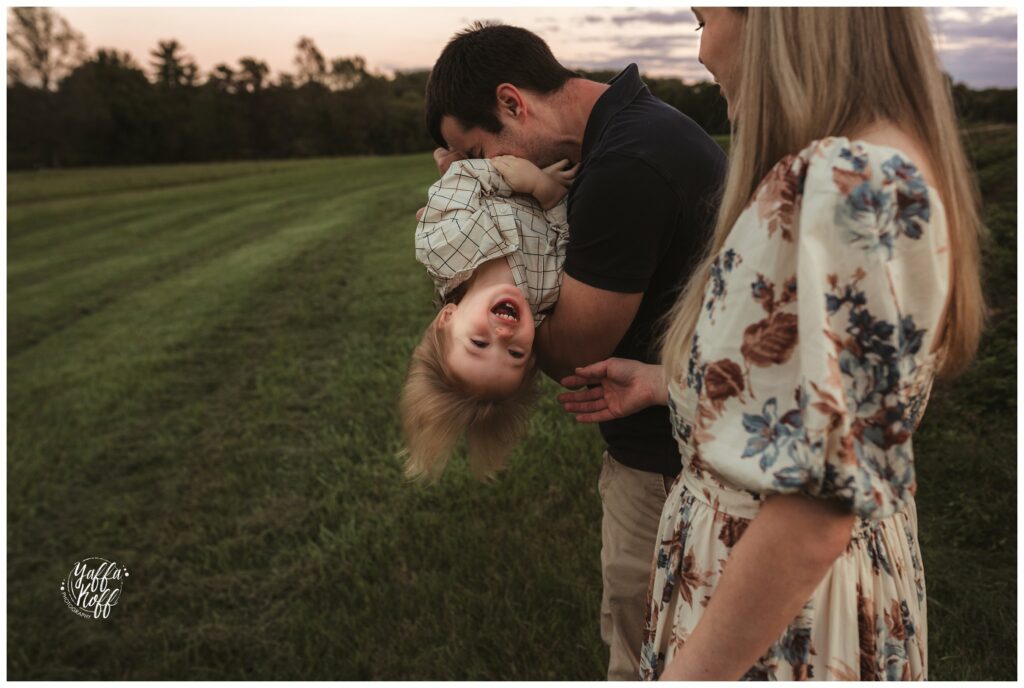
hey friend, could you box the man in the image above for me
[423,22,726,680]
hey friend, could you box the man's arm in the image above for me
[536,152,681,383]
[535,276,642,381]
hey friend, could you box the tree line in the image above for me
[7,8,1017,170]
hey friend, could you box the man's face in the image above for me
[440,114,563,170]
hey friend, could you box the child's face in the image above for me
[438,284,535,398]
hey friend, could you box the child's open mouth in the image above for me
[490,300,520,323]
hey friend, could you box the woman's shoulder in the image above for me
[776,134,939,200]
[753,134,943,228]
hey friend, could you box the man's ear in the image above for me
[495,83,527,123]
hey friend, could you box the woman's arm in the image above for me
[658,493,855,680]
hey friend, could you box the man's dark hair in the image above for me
[425,22,580,149]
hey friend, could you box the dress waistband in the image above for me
[677,466,905,541]
[678,466,761,520]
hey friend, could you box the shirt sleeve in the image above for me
[414,159,520,296]
[564,152,680,293]
[765,141,949,521]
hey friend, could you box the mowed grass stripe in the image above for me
[6,157,337,206]
[8,158,424,356]
[7,156,415,282]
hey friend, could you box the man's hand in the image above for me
[433,146,465,176]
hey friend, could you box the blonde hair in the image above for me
[661,7,985,382]
[399,313,540,483]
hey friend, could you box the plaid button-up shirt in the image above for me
[414,158,569,327]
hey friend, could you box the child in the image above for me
[400,154,577,482]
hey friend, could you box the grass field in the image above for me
[6,124,1016,679]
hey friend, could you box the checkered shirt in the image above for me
[414,158,569,327]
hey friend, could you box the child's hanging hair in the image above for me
[399,310,540,483]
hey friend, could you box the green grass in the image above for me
[7,125,1016,679]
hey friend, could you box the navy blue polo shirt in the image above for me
[565,63,727,477]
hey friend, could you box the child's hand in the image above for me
[491,155,545,195]
[433,147,465,176]
[543,159,580,189]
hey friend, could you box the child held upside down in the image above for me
[400,154,578,482]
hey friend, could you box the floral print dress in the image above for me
[640,137,949,680]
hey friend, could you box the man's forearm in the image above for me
[534,276,643,383]
[535,317,621,382]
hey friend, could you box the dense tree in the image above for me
[237,58,270,93]
[7,7,87,90]
[6,27,1016,170]
[149,39,197,89]
[294,36,327,86]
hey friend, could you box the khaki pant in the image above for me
[599,451,675,681]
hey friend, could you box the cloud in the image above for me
[930,10,1018,43]
[580,14,605,24]
[566,53,705,79]
[935,42,1018,88]
[610,9,696,26]
[614,34,699,51]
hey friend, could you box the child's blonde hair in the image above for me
[399,312,540,483]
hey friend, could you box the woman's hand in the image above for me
[557,358,667,422]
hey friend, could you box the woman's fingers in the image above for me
[573,410,614,423]
[559,374,599,388]
[556,386,604,403]
[573,359,611,380]
[561,398,608,413]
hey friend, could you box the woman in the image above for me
[558,7,984,681]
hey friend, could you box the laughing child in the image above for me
[400,154,577,482]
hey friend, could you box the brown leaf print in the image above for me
[810,380,846,430]
[705,358,745,411]
[717,513,750,547]
[826,658,861,681]
[741,311,799,368]
[856,583,879,680]
[884,598,907,642]
[678,550,714,608]
[756,161,801,242]
[832,165,870,196]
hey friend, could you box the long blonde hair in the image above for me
[661,7,985,381]
[399,314,539,483]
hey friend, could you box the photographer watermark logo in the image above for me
[59,557,129,619]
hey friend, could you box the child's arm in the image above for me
[491,156,579,210]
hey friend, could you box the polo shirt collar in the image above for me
[580,63,646,162]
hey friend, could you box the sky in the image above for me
[53,5,1018,89]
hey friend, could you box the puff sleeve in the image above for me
[770,140,950,520]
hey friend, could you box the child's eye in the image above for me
[509,350,524,359]
[471,339,488,348]
[695,21,705,31]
